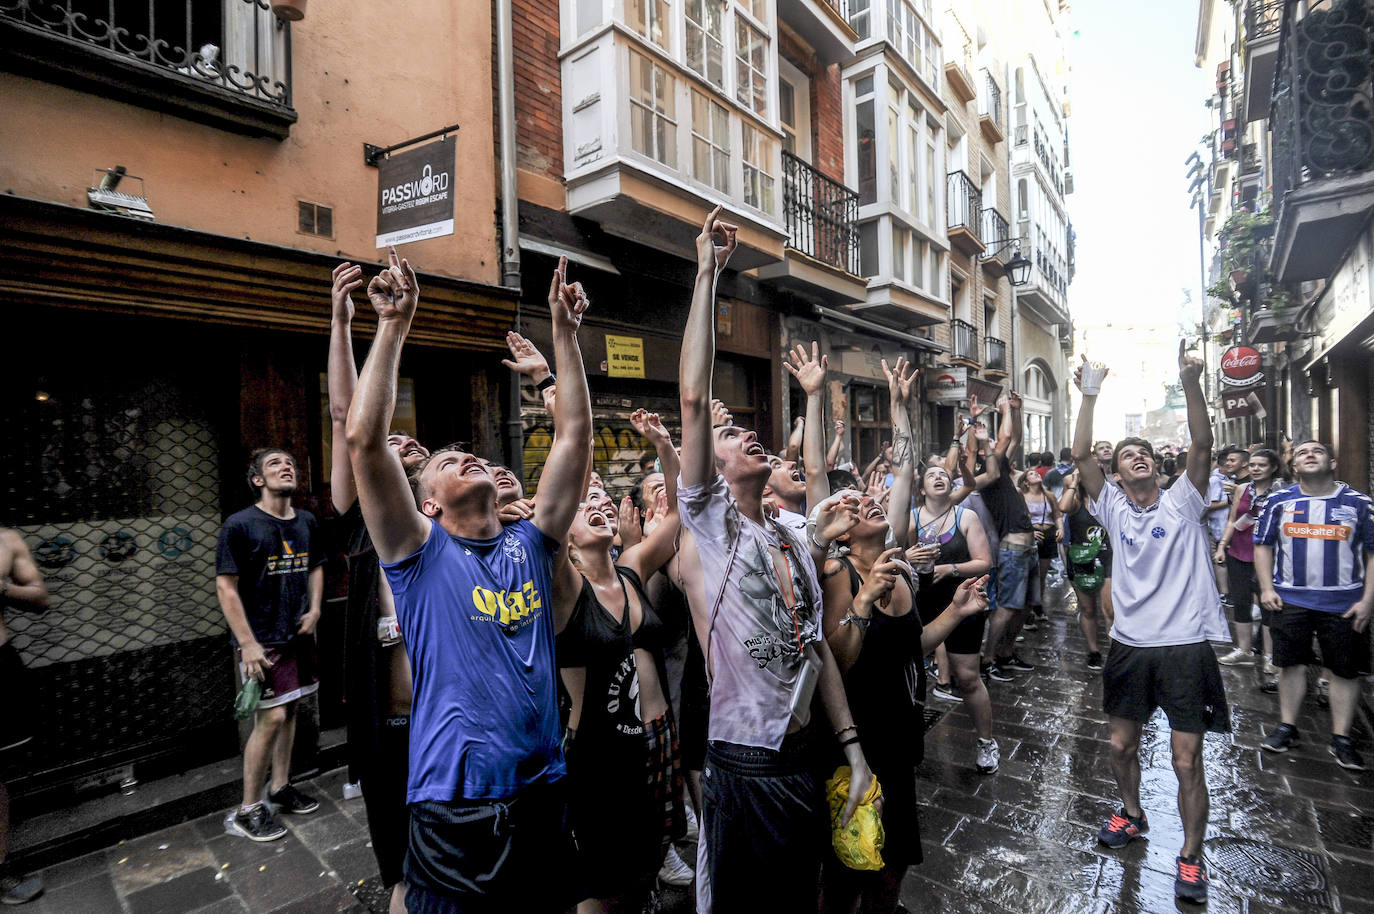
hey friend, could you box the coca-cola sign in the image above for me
[1220,346,1262,386]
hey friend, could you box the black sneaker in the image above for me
[230,804,287,842]
[986,661,1015,682]
[1022,617,1039,632]
[1000,653,1036,672]
[268,783,320,815]
[1175,854,1209,904]
[1330,735,1367,771]
[978,661,992,681]
[1096,808,1148,847]
[0,873,43,905]
[1260,678,1279,694]
[1262,723,1300,753]
[931,681,964,703]
[1086,651,1104,670]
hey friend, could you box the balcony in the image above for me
[1242,0,1285,121]
[0,0,296,138]
[1268,0,1374,282]
[946,171,984,256]
[776,0,858,67]
[949,318,978,366]
[755,152,867,303]
[560,30,787,270]
[943,18,976,104]
[979,207,1009,275]
[979,71,1004,145]
[984,335,1008,375]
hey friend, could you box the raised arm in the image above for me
[532,261,593,545]
[680,207,738,489]
[328,262,365,514]
[787,342,831,517]
[827,419,845,471]
[1071,355,1108,501]
[993,392,1022,462]
[344,248,430,563]
[619,409,681,577]
[885,358,917,547]
[785,417,805,464]
[1179,341,1214,495]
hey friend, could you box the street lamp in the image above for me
[1004,250,1032,286]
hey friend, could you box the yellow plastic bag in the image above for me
[826,765,885,871]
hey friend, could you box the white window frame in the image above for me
[691,89,731,192]
[628,49,678,168]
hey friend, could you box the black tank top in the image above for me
[1066,503,1111,554]
[836,557,926,768]
[914,507,971,626]
[556,566,670,743]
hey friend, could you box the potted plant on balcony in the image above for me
[1247,282,1301,344]
[1215,206,1274,287]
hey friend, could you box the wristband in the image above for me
[810,531,830,552]
[535,373,557,391]
[835,724,857,738]
[840,735,861,748]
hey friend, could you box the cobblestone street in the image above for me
[18,581,1374,913]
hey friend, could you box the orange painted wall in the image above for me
[0,0,498,285]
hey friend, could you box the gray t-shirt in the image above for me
[679,474,823,750]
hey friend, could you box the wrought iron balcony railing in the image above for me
[982,70,1003,128]
[1244,0,1284,41]
[946,170,982,236]
[980,207,1009,257]
[783,151,861,275]
[1,0,295,135]
[985,336,1007,372]
[1271,0,1374,204]
[950,318,978,363]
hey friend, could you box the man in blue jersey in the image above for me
[1070,343,1231,906]
[345,248,592,913]
[1254,440,1374,771]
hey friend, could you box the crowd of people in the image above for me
[0,207,1370,913]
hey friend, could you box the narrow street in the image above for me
[17,579,1373,914]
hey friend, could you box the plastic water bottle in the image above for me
[915,530,938,574]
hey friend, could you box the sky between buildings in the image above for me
[1066,0,1211,442]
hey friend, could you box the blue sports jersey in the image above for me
[382,518,566,803]
[1255,482,1374,613]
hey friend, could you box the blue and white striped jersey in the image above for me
[1254,483,1374,612]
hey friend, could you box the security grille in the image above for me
[2,375,236,789]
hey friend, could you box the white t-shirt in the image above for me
[1205,470,1230,540]
[1091,477,1231,648]
[776,508,809,536]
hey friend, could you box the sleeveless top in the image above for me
[1227,482,1276,564]
[835,557,925,768]
[1026,497,1054,526]
[914,507,971,624]
[1066,502,1111,556]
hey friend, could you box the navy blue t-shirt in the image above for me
[215,506,324,645]
[382,518,566,803]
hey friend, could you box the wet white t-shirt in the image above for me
[1091,477,1231,648]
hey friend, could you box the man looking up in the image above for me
[1071,343,1231,906]
[216,449,326,842]
[1255,440,1374,771]
[345,249,591,913]
[764,455,808,532]
[675,208,874,914]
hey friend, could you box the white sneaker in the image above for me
[1218,649,1256,666]
[658,845,695,886]
[1262,657,1279,676]
[976,738,1000,775]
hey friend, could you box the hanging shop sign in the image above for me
[1219,345,1263,387]
[1221,388,1267,419]
[376,137,456,248]
[924,366,968,403]
[605,334,646,378]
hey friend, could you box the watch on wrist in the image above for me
[950,564,963,579]
[535,373,557,391]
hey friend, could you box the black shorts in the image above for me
[1225,556,1262,623]
[361,715,410,888]
[1271,603,1371,680]
[404,779,578,914]
[0,642,33,769]
[1102,640,1230,734]
[701,729,827,913]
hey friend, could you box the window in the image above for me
[859,221,878,276]
[886,0,921,68]
[577,0,603,35]
[911,235,926,289]
[855,76,876,205]
[780,81,796,154]
[887,82,901,209]
[734,16,768,116]
[626,0,670,49]
[924,30,938,86]
[907,100,921,217]
[850,0,871,39]
[685,0,725,88]
[630,51,677,167]
[691,90,730,192]
[1017,178,1029,220]
[892,224,909,282]
[778,60,811,161]
[1024,365,1052,399]
[297,201,333,237]
[951,270,970,320]
[925,118,939,226]
[742,123,775,212]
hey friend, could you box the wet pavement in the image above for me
[15,577,1374,912]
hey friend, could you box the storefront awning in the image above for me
[812,305,946,353]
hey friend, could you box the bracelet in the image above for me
[840,735,861,748]
[839,606,870,630]
[810,531,830,552]
[834,724,857,738]
[535,373,557,391]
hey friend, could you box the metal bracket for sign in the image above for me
[364,123,461,168]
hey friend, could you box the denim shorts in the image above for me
[996,544,1035,611]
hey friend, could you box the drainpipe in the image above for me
[496,0,521,292]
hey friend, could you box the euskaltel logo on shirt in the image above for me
[1282,522,1351,541]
